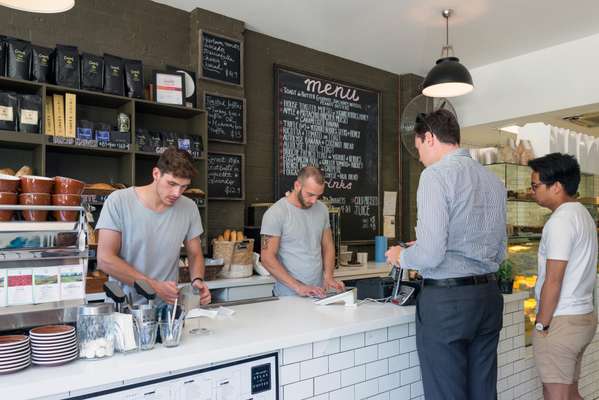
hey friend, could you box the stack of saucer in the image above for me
[30,325,78,366]
[0,335,31,374]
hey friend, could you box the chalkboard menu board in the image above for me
[199,30,243,86]
[208,152,244,200]
[275,67,380,242]
[205,92,246,143]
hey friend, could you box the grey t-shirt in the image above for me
[260,197,330,296]
[96,187,203,304]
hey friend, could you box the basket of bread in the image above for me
[212,229,254,279]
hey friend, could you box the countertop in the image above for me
[1,296,415,400]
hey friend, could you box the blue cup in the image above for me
[374,235,388,263]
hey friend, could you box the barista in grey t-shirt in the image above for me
[260,166,345,297]
[96,148,211,306]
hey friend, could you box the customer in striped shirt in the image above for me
[386,109,507,400]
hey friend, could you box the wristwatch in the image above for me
[191,277,204,285]
[534,321,550,332]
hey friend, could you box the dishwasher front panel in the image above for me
[71,352,279,400]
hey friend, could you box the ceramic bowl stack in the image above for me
[0,334,31,374]
[30,325,78,366]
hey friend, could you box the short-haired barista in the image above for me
[97,148,211,306]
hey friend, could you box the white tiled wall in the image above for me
[279,293,599,400]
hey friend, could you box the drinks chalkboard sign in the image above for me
[205,92,246,143]
[208,152,244,200]
[275,67,380,242]
[199,30,243,86]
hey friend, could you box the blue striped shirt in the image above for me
[400,148,507,279]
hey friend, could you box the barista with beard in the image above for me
[260,166,345,297]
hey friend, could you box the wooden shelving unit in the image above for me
[0,76,209,242]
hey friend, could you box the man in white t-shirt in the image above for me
[529,153,598,400]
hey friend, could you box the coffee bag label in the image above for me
[20,109,38,125]
[0,106,13,121]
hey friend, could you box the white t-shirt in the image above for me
[536,202,598,316]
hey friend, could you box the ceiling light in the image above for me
[0,0,74,13]
[422,9,473,98]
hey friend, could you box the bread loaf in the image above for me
[223,229,231,241]
[237,231,244,240]
[0,168,15,176]
[15,165,32,177]
[217,234,224,241]
[230,231,237,242]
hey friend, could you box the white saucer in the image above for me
[32,352,78,366]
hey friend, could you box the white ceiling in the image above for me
[153,0,599,76]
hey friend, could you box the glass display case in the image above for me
[487,163,599,344]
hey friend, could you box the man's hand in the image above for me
[150,280,179,304]
[324,276,345,293]
[192,279,212,305]
[295,284,326,298]
[385,245,404,266]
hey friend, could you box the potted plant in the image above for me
[497,259,514,294]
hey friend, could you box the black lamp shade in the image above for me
[422,56,473,98]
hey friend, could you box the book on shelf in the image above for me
[53,94,65,136]
[44,96,54,135]
[65,93,76,138]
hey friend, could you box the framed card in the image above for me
[153,70,186,106]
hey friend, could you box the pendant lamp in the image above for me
[0,0,74,13]
[422,9,473,98]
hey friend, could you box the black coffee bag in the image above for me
[30,45,52,83]
[80,53,104,91]
[124,59,143,98]
[17,94,42,133]
[135,128,150,152]
[150,130,162,151]
[103,54,124,96]
[6,38,31,80]
[54,45,80,88]
[94,122,111,141]
[0,36,6,76]
[161,131,178,149]
[0,91,18,131]
[76,119,94,140]
[191,134,203,158]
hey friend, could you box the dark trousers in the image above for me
[415,281,504,400]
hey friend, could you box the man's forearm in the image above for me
[323,246,335,278]
[188,251,206,281]
[537,280,562,325]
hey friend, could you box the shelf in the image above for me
[45,83,131,108]
[507,196,599,207]
[0,220,78,232]
[0,76,43,93]
[46,140,132,156]
[135,99,205,118]
[0,131,44,147]
[134,150,205,161]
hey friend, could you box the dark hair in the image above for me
[527,153,580,196]
[297,165,325,185]
[156,147,197,180]
[414,109,460,145]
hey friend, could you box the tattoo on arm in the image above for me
[261,235,272,250]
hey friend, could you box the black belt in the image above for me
[423,273,497,288]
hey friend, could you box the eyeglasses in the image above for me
[530,182,546,192]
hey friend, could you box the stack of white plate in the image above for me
[0,335,31,374]
[30,325,78,366]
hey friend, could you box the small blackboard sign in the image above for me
[205,92,246,143]
[208,152,244,200]
[199,30,243,86]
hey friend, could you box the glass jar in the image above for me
[77,303,117,360]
